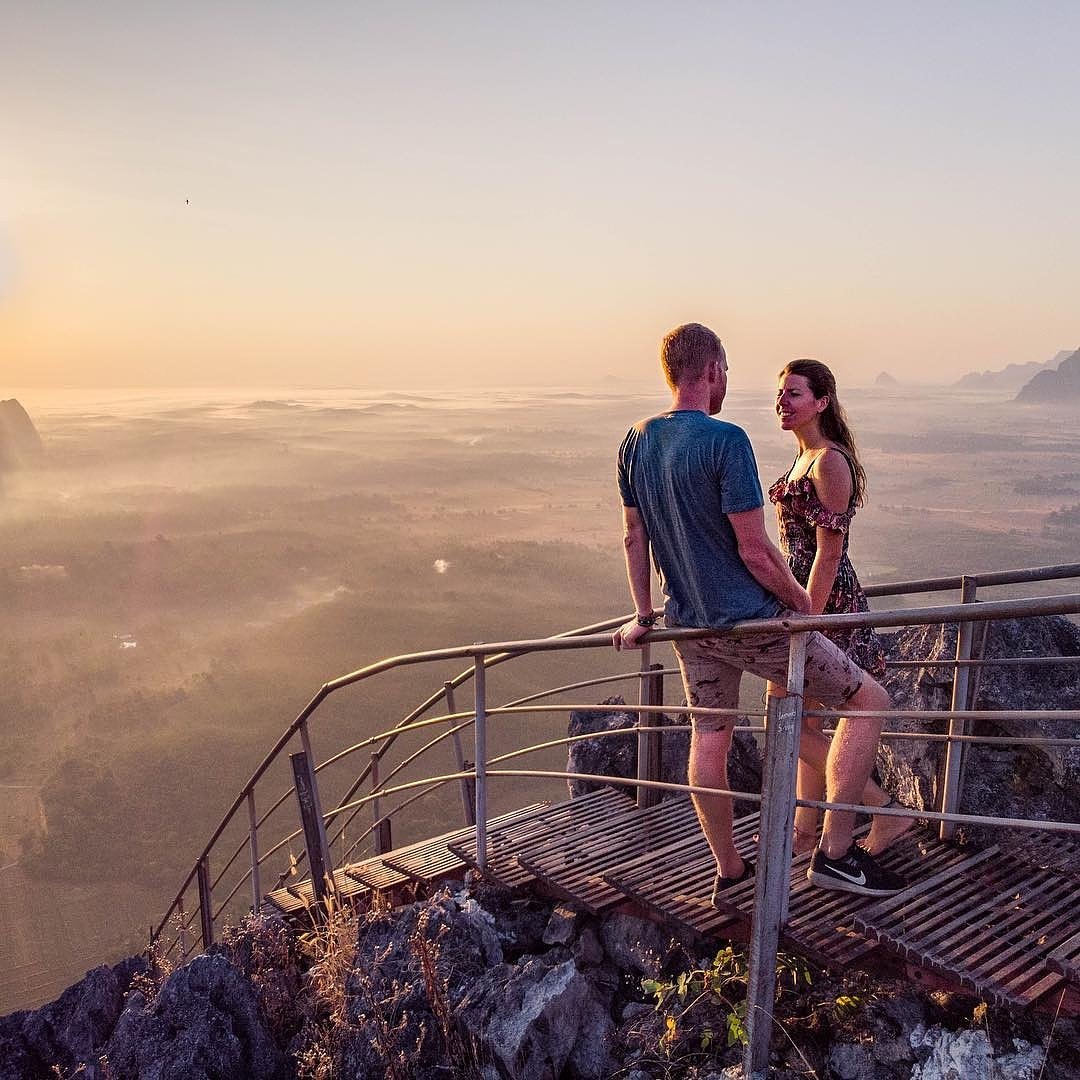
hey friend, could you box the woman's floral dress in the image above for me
[768,456,886,678]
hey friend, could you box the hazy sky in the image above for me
[2,2,1077,389]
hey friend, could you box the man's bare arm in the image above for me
[727,507,812,614]
[613,506,655,650]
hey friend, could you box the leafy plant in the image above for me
[642,946,813,1053]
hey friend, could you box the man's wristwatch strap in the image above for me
[636,613,659,628]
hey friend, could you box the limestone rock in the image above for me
[456,953,614,1080]
[827,1041,876,1079]
[106,953,286,1080]
[909,1023,1044,1079]
[0,399,43,471]
[0,956,146,1080]
[597,911,675,980]
[567,696,761,810]
[879,615,1080,841]
[1016,347,1080,401]
[336,886,505,1075]
[542,903,585,946]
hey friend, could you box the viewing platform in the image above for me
[151,562,1080,1079]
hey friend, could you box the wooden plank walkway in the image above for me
[1002,832,1080,879]
[516,795,700,913]
[265,804,548,914]
[264,789,1079,1008]
[854,847,1080,1006]
[448,788,630,889]
[601,813,759,939]
[703,827,981,969]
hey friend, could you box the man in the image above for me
[614,322,903,900]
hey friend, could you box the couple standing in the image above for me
[614,322,910,901]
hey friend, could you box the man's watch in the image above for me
[636,613,659,628]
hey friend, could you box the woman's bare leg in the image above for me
[766,685,913,856]
[793,706,825,854]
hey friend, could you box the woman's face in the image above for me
[776,373,826,431]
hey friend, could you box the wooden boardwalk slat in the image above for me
[1047,928,1080,985]
[855,850,1078,1006]
[519,797,701,913]
[449,788,632,888]
[265,866,370,916]
[603,812,759,939]
[373,804,548,884]
[267,806,549,913]
[346,861,411,890]
[1002,832,1080,878]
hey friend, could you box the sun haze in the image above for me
[1,3,1077,389]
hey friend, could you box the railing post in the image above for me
[247,790,261,913]
[196,857,214,950]
[290,744,335,912]
[177,894,189,958]
[445,681,476,826]
[637,658,665,809]
[473,656,488,870]
[636,645,657,809]
[370,752,392,854]
[940,576,977,841]
[743,630,806,1080]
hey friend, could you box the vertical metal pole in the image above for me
[636,644,657,809]
[743,631,806,1080]
[247,790,261,913]
[177,894,189,958]
[298,721,335,885]
[290,748,335,910]
[196,857,214,950]
[473,656,488,870]
[445,681,476,826]
[644,662,665,806]
[940,576,976,841]
[370,752,392,854]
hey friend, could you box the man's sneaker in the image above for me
[710,859,754,907]
[806,844,907,897]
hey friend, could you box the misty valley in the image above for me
[1,384,1077,1012]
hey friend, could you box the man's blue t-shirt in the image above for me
[617,410,782,628]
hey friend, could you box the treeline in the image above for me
[1044,504,1080,533]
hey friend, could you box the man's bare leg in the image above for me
[819,677,892,859]
[688,727,745,879]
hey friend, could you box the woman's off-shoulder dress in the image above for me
[768,457,886,678]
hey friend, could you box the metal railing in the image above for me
[148,563,1080,1078]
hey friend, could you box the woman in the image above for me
[768,358,909,856]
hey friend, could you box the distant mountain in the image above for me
[954,350,1070,391]
[875,371,898,387]
[0,398,43,470]
[1015,348,1080,402]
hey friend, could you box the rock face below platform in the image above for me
[879,614,1080,842]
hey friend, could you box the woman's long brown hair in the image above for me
[780,358,867,506]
